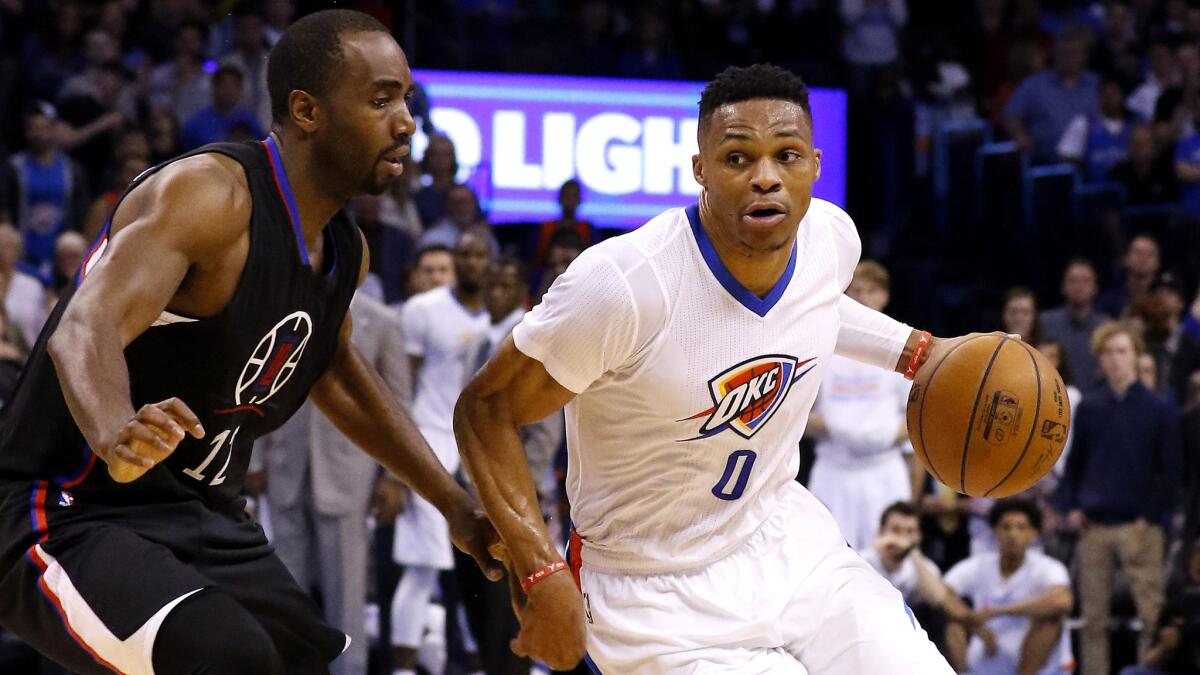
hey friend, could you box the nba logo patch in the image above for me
[57,491,74,507]
[679,355,816,441]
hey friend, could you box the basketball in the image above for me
[906,335,1071,498]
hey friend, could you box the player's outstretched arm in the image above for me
[49,156,245,482]
[309,238,501,580]
[454,335,585,671]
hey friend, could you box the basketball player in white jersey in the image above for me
[455,65,966,673]
[392,227,492,675]
[807,260,921,550]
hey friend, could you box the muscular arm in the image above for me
[455,336,575,575]
[48,156,244,476]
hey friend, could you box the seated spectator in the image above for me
[1118,543,1200,675]
[1137,273,1200,401]
[405,244,455,299]
[417,184,496,254]
[218,7,271,132]
[50,231,86,297]
[146,107,182,164]
[1098,234,1161,318]
[1000,286,1042,343]
[532,227,586,302]
[7,104,89,273]
[531,178,593,269]
[1108,123,1180,205]
[859,502,947,608]
[147,19,212,125]
[0,223,47,348]
[1127,40,1175,123]
[56,56,134,190]
[180,65,264,150]
[1058,76,1132,182]
[1173,107,1200,217]
[1041,258,1109,388]
[942,499,1074,675]
[414,134,459,229]
[1004,27,1100,164]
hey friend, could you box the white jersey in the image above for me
[944,551,1073,675]
[513,200,912,575]
[814,355,912,463]
[401,286,490,434]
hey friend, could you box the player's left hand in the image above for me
[447,501,504,581]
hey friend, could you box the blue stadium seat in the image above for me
[1025,164,1080,299]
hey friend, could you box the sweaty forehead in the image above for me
[338,32,411,91]
[705,99,811,143]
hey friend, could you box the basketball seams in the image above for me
[958,337,1009,494]
[916,335,983,487]
[984,341,1043,497]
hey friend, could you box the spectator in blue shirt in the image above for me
[179,65,264,150]
[1041,258,1110,388]
[1004,27,1100,164]
[5,104,89,273]
[1057,321,1182,675]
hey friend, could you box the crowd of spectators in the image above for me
[0,1,1198,674]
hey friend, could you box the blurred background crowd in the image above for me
[0,1,1199,674]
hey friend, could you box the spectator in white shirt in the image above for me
[942,499,1074,675]
[859,501,947,608]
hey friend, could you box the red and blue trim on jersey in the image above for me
[77,221,111,284]
[261,135,310,266]
[685,203,797,318]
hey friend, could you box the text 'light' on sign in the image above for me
[411,69,847,227]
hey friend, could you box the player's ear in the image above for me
[813,148,822,182]
[692,153,706,189]
[288,90,320,134]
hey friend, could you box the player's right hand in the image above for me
[510,570,586,670]
[99,398,204,483]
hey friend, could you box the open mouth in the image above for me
[743,204,787,226]
[748,207,783,218]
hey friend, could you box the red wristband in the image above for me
[520,560,568,593]
[903,331,932,381]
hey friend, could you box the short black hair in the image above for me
[546,227,586,254]
[213,64,244,84]
[879,501,918,529]
[698,64,812,131]
[267,9,390,123]
[988,498,1042,531]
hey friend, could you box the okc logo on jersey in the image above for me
[234,311,313,406]
[678,355,817,441]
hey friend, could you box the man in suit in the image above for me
[252,292,411,675]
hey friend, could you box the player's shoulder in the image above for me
[115,152,251,248]
[582,206,690,275]
[805,198,859,241]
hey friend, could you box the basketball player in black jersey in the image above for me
[0,10,500,675]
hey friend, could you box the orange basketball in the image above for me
[906,335,1071,498]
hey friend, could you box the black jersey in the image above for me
[0,137,362,515]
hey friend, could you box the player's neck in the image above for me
[697,199,794,298]
[270,129,347,245]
